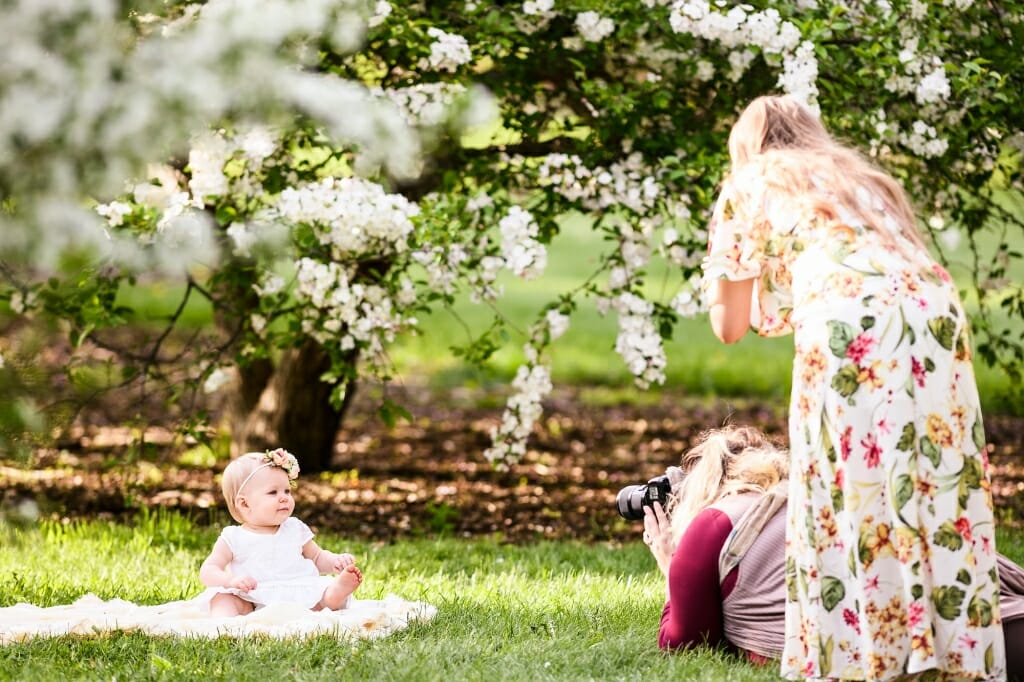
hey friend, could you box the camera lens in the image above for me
[616,484,648,521]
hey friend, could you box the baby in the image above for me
[196,448,362,617]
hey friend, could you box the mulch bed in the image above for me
[1,386,1022,543]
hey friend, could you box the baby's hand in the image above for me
[332,552,356,573]
[228,575,257,592]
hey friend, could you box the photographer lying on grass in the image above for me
[635,425,1024,679]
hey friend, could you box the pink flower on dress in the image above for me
[907,601,924,628]
[843,608,861,634]
[959,632,978,650]
[845,332,876,365]
[911,357,927,388]
[954,517,973,543]
[876,417,892,435]
[840,426,853,462]
[861,433,882,468]
[865,575,880,593]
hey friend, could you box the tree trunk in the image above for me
[231,338,353,473]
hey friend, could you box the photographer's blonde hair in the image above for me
[667,425,789,545]
[220,452,272,524]
[727,95,927,255]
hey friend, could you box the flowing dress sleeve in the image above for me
[702,170,793,337]
[703,176,766,283]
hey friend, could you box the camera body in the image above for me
[616,473,672,521]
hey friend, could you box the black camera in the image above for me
[616,474,672,521]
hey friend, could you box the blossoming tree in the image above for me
[2,0,1021,471]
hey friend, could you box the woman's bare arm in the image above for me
[708,278,754,344]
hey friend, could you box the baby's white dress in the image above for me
[195,517,340,611]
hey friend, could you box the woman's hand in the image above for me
[643,502,674,577]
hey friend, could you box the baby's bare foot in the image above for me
[321,564,362,610]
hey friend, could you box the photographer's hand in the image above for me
[643,502,674,578]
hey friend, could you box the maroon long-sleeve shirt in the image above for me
[658,507,735,650]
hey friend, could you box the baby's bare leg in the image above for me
[318,564,363,611]
[209,592,254,617]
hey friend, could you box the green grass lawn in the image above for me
[3,511,1023,681]
[0,511,779,682]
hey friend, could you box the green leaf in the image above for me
[967,595,993,628]
[820,635,834,676]
[919,435,941,468]
[927,316,956,351]
[821,576,846,611]
[831,483,844,513]
[961,457,983,490]
[215,203,238,227]
[831,364,860,399]
[894,474,913,511]
[932,521,964,551]
[896,423,916,451]
[956,569,972,585]
[931,585,965,620]
[972,419,986,452]
[786,557,798,602]
[378,399,413,429]
[827,320,857,358]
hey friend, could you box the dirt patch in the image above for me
[2,386,1022,543]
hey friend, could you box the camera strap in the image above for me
[718,483,788,584]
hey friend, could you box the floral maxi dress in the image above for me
[702,167,1005,681]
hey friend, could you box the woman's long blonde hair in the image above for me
[667,425,788,545]
[727,95,926,253]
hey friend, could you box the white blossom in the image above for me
[236,126,278,164]
[368,1,392,27]
[274,177,419,258]
[484,361,553,467]
[523,0,555,14]
[376,82,467,128]
[423,27,472,72]
[899,120,948,158]
[545,310,571,341]
[575,12,615,42]
[188,133,232,200]
[499,206,547,279]
[254,272,286,298]
[95,201,132,227]
[203,367,233,394]
[916,66,951,104]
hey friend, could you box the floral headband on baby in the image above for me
[237,448,300,494]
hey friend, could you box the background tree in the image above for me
[2,0,1021,471]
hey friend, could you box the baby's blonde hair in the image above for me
[727,94,926,254]
[220,452,272,524]
[668,425,788,545]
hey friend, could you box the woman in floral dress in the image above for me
[702,95,1005,681]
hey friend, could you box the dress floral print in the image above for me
[703,167,1005,681]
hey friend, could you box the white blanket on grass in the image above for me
[0,593,437,644]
